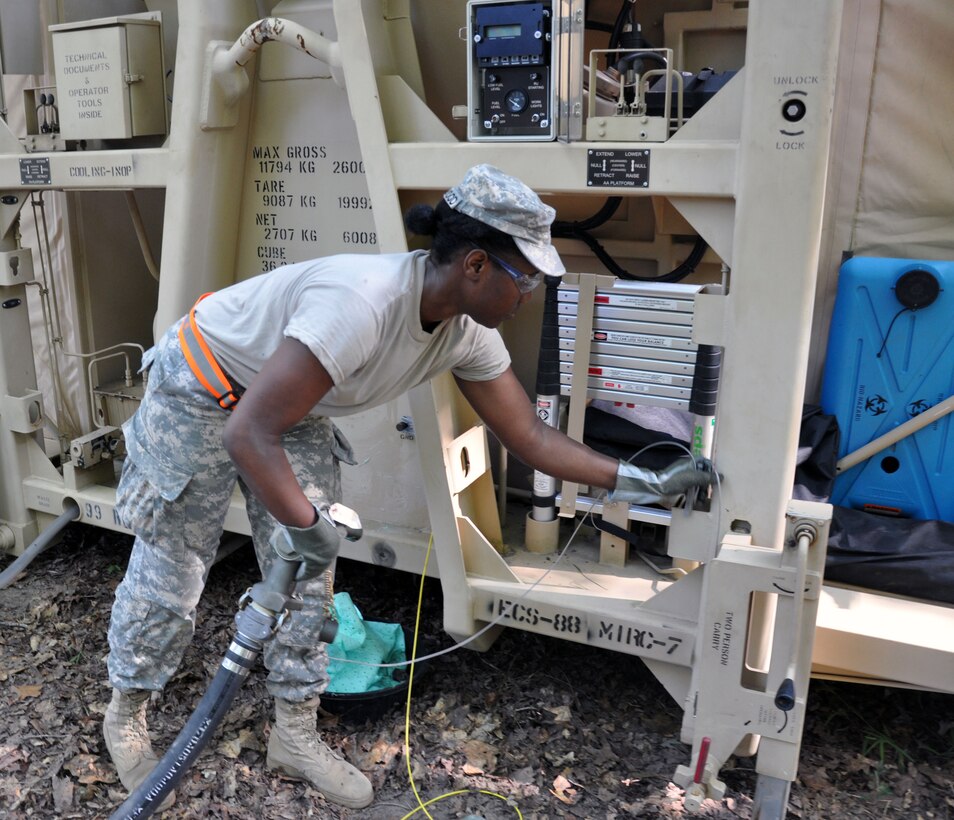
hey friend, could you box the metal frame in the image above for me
[0,2,952,816]
[336,0,841,805]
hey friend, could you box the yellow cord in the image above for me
[401,789,523,819]
[402,534,435,820]
[399,534,522,820]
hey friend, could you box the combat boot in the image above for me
[103,688,175,810]
[267,696,374,808]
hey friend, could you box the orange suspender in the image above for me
[177,293,243,411]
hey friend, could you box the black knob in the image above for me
[782,99,806,122]
[774,678,796,712]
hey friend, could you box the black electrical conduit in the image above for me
[529,274,563,523]
[0,500,81,590]
[608,0,631,50]
[618,51,667,69]
[552,199,709,284]
[553,196,624,233]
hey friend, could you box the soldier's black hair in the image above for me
[404,200,520,265]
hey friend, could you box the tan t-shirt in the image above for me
[194,251,511,417]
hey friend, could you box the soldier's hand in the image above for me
[269,504,341,580]
[610,457,716,507]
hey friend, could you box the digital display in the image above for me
[486,23,521,38]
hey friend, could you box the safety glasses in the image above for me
[481,249,543,294]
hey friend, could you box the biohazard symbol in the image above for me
[907,399,931,417]
[865,394,889,416]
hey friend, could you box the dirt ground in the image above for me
[1,523,952,820]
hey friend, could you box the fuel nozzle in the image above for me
[244,503,363,643]
[327,502,363,541]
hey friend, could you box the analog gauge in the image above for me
[505,89,528,113]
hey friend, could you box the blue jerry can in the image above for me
[821,256,954,521]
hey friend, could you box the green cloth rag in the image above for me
[326,592,407,694]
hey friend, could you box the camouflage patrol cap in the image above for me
[444,164,565,276]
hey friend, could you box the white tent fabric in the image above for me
[3,74,90,448]
[851,0,954,258]
[806,0,954,399]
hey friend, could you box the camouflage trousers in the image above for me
[106,325,355,702]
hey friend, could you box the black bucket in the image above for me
[320,628,435,724]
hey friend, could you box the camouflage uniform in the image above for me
[106,325,355,702]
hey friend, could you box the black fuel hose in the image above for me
[108,502,360,820]
[109,659,248,819]
[109,558,300,820]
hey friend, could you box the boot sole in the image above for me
[267,757,374,809]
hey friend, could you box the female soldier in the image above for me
[103,164,713,810]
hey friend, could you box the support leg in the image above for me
[752,774,791,820]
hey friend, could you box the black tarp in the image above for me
[826,507,954,605]
[582,405,689,470]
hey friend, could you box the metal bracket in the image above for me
[69,426,124,469]
[200,41,247,131]
[444,425,490,495]
[673,499,832,809]
[2,391,43,434]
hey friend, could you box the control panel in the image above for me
[467,0,555,141]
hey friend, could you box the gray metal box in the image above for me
[50,13,167,140]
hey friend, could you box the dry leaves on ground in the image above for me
[1,525,952,819]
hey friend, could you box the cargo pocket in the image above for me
[117,415,194,557]
[331,423,357,466]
